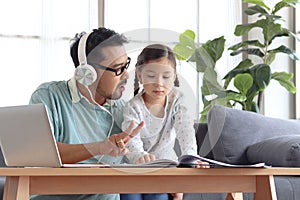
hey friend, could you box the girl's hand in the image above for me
[136,154,156,164]
[195,160,210,168]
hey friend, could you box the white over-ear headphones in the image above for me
[73,33,115,163]
[74,32,97,86]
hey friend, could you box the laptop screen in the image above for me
[0,104,62,167]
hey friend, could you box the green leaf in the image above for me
[188,53,196,62]
[251,64,271,91]
[200,97,228,115]
[270,28,290,43]
[228,40,265,51]
[273,0,299,14]
[283,0,300,4]
[199,114,208,123]
[272,71,297,93]
[234,24,256,36]
[234,73,253,96]
[225,91,247,102]
[245,85,259,106]
[273,2,289,14]
[202,36,226,62]
[235,59,254,69]
[200,90,246,121]
[268,45,299,60]
[200,103,211,116]
[201,67,224,95]
[256,19,282,43]
[223,59,253,89]
[249,101,260,112]
[201,82,210,96]
[234,19,282,42]
[235,19,283,44]
[230,48,265,57]
[263,14,282,20]
[282,28,300,42]
[174,29,197,60]
[181,29,196,41]
[243,0,270,10]
[173,44,194,60]
[265,52,276,65]
[179,30,196,50]
[194,47,215,72]
[245,5,268,15]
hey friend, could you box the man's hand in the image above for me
[107,120,144,156]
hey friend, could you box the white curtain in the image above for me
[0,0,98,106]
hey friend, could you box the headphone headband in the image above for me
[74,32,97,86]
[78,32,91,66]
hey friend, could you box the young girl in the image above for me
[121,44,208,200]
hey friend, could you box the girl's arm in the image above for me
[173,96,198,156]
[122,101,149,163]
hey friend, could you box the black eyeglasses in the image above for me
[91,57,131,76]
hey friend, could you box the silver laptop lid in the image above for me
[0,104,62,167]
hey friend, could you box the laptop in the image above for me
[0,104,109,168]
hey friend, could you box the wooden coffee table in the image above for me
[1,167,298,200]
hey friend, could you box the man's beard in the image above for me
[104,79,127,100]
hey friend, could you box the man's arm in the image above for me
[57,121,144,164]
[57,142,101,164]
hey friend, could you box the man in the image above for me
[29,27,144,200]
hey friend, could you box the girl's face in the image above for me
[137,57,176,99]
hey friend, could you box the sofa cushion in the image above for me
[207,105,300,164]
[194,123,215,159]
[0,148,6,167]
[246,135,300,167]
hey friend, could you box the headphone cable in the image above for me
[85,86,114,163]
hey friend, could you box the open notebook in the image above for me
[0,104,110,168]
[110,155,267,168]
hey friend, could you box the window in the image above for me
[0,0,98,106]
[1,0,297,120]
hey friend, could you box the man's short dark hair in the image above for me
[70,27,128,67]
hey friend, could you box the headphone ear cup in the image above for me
[74,64,97,86]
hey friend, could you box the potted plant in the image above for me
[174,0,299,122]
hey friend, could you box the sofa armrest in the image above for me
[207,105,300,164]
[246,135,300,167]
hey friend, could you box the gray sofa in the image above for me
[184,105,300,200]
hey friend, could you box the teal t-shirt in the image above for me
[29,78,125,200]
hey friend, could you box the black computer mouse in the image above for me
[177,155,200,168]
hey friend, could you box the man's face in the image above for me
[91,45,129,100]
